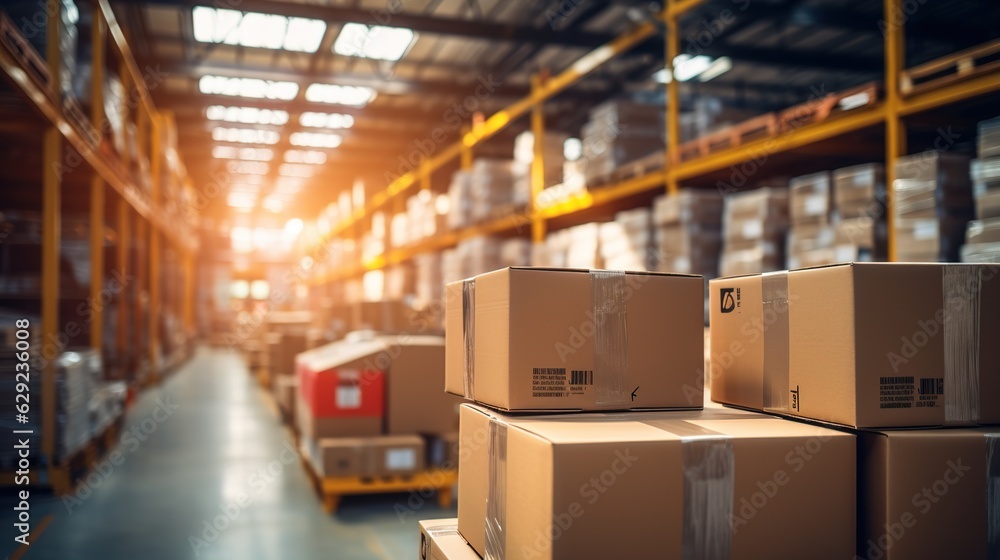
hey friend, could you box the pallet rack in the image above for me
[0,0,197,485]
[298,0,1000,288]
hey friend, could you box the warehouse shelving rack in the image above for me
[0,0,197,487]
[300,0,1000,288]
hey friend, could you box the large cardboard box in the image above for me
[297,335,460,436]
[445,267,705,411]
[295,394,381,440]
[419,519,481,560]
[709,263,1000,428]
[857,429,999,560]
[314,435,424,477]
[458,403,855,560]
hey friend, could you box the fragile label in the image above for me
[532,368,567,398]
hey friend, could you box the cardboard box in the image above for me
[271,374,297,418]
[314,435,424,477]
[297,335,460,436]
[709,263,1000,428]
[295,394,382,440]
[445,267,705,411]
[419,519,481,560]
[857,428,999,560]
[790,171,833,225]
[426,432,460,470]
[458,403,855,560]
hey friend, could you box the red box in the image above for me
[297,347,384,419]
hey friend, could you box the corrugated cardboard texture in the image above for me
[446,267,704,411]
[711,263,1000,428]
[858,429,996,559]
[316,435,425,477]
[458,404,855,560]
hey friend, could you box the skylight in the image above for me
[289,132,343,148]
[276,178,304,193]
[212,146,274,161]
[333,23,414,61]
[227,192,256,209]
[305,84,376,107]
[192,7,326,53]
[300,112,355,129]
[284,150,328,164]
[226,161,269,175]
[212,127,281,145]
[207,105,289,126]
[262,195,284,213]
[199,75,298,100]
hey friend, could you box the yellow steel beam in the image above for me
[667,0,704,17]
[668,105,887,182]
[149,114,162,378]
[420,162,432,191]
[42,126,60,463]
[117,198,129,372]
[184,251,195,333]
[899,71,1000,116]
[884,0,904,262]
[665,11,680,195]
[90,178,105,352]
[97,0,156,117]
[134,217,147,372]
[530,74,547,244]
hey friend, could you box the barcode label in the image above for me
[532,367,567,398]
[570,370,593,386]
[919,378,944,395]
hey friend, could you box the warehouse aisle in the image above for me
[6,348,455,560]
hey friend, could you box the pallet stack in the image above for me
[719,186,789,276]
[964,116,1000,263]
[832,163,886,261]
[581,100,664,186]
[892,152,973,262]
[598,208,653,271]
[652,189,724,277]
[787,171,836,269]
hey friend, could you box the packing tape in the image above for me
[987,433,999,557]
[942,266,981,424]
[590,270,629,406]
[462,279,476,401]
[484,418,508,560]
[642,420,734,560]
[761,271,790,413]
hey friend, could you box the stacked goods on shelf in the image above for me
[512,131,568,206]
[709,263,999,558]
[384,263,414,301]
[892,152,973,262]
[442,268,855,559]
[534,222,601,268]
[720,186,789,276]
[447,171,473,230]
[4,0,78,96]
[361,211,387,262]
[598,207,653,271]
[963,116,1000,263]
[407,190,450,246]
[456,236,502,279]
[787,172,836,269]
[469,159,516,224]
[441,248,462,286]
[678,97,760,142]
[581,99,665,185]
[414,252,444,307]
[295,335,459,478]
[389,211,409,250]
[498,238,531,268]
[653,189,724,276]
[265,311,310,419]
[832,163,886,262]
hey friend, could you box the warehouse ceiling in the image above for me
[109,0,1000,224]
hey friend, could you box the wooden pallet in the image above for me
[298,444,456,514]
[902,38,1000,95]
[0,13,52,96]
[678,113,779,161]
[778,82,878,131]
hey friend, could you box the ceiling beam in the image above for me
[110,0,618,47]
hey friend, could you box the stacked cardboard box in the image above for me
[892,152,973,261]
[456,236,501,278]
[414,252,444,307]
[512,131,567,207]
[832,163,886,262]
[652,190,724,276]
[447,171,474,230]
[408,190,450,246]
[963,117,1000,263]
[599,208,653,271]
[787,172,837,269]
[295,335,460,478]
[437,267,856,559]
[498,238,531,268]
[709,262,1000,559]
[469,159,516,224]
[720,187,789,276]
[582,100,664,185]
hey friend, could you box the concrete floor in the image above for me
[2,347,456,559]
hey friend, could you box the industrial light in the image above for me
[206,105,289,126]
[229,183,261,193]
[305,84,376,107]
[333,23,414,61]
[226,161,269,175]
[279,163,315,178]
[300,112,355,129]
[212,127,281,145]
[284,150,328,164]
[564,138,583,161]
[192,7,326,53]
[285,218,304,235]
[227,192,256,209]
[289,131,343,148]
[212,146,275,161]
[276,178,304,193]
[262,195,284,213]
[697,57,732,82]
[199,75,298,100]
[653,55,732,83]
